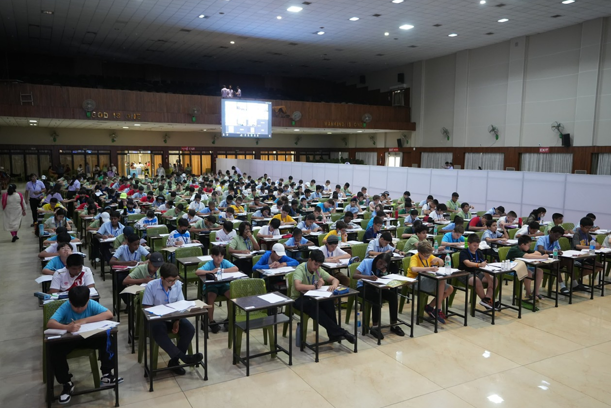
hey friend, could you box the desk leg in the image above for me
[416,275,421,326]
[315,300,320,363]
[555,262,559,307]
[246,310,250,377]
[288,303,293,365]
[433,278,439,333]
[113,331,119,407]
[299,307,305,352]
[353,295,358,353]
[463,277,469,326]
[232,304,237,365]
[377,287,382,345]
[362,284,367,336]
[148,321,154,392]
[46,342,53,408]
[569,259,574,305]
[129,296,135,354]
[516,274,522,318]
[491,274,497,325]
[203,313,208,380]
[182,265,188,299]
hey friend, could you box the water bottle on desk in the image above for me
[217,267,223,281]
[434,226,438,236]
[434,241,439,253]
[38,223,44,237]
[444,253,451,274]
[589,241,595,255]
[553,248,558,260]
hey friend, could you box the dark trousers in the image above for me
[150,319,194,360]
[29,197,41,224]
[294,296,344,338]
[234,258,253,276]
[359,286,398,324]
[50,335,115,384]
[330,270,350,287]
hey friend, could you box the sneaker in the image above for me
[167,359,186,375]
[390,325,405,336]
[438,309,447,321]
[11,236,17,242]
[369,326,385,340]
[59,382,74,404]
[560,287,570,295]
[424,304,436,320]
[493,301,502,311]
[574,284,588,292]
[181,352,203,365]
[435,310,446,324]
[100,373,124,386]
[479,298,493,310]
[342,331,356,344]
[209,321,220,334]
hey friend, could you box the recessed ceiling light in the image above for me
[29,119,37,123]
[198,14,205,18]
[561,0,575,3]
[294,129,300,131]
[448,33,458,37]
[134,124,141,126]
[392,0,404,3]
[349,17,360,21]
[399,24,414,30]
[498,18,509,22]
[277,15,282,19]
[122,126,129,129]
[317,31,325,35]
[327,132,333,134]
[230,41,235,44]
[41,10,54,15]
[357,130,363,133]
[384,32,389,36]
[30,123,37,126]
[480,0,486,4]
[287,6,303,12]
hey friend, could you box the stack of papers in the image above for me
[258,293,287,303]
[434,268,461,276]
[89,288,99,297]
[197,255,213,262]
[260,266,295,275]
[323,258,349,268]
[146,300,196,316]
[561,250,587,257]
[384,274,416,282]
[221,272,248,280]
[120,285,147,295]
[305,286,333,298]
[75,320,120,338]
[35,275,53,284]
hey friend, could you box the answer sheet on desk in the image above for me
[258,293,286,303]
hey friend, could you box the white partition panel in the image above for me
[251,160,264,178]
[456,170,488,211]
[565,174,611,227]
[369,167,389,193]
[487,171,523,211]
[311,164,327,185]
[387,167,408,199]
[352,165,371,193]
[301,163,314,184]
[430,169,458,205]
[521,172,566,218]
[406,168,432,202]
[290,162,303,182]
[281,162,294,181]
[324,164,340,188]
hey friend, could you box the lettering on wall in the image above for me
[323,121,365,127]
[89,112,142,120]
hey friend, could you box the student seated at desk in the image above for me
[257,218,282,239]
[446,192,461,213]
[571,217,602,285]
[353,253,404,339]
[162,203,185,220]
[313,205,324,222]
[110,234,151,266]
[317,199,336,215]
[342,182,352,197]
[96,211,125,239]
[249,196,263,210]
[272,204,296,225]
[157,200,172,213]
[188,193,207,214]
[368,195,381,212]
[47,286,121,404]
[439,216,463,234]
[468,213,492,232]
[216,220,237,242]
[429,203,447,222]
[441,224,466,249]
[218,194,234,210]
[403,223,427,251]
[297,213,321,233]
[536,226,572,294]
[366,231,404,258]
[498,211,517,230]
[331,212,357,231]
[317,235,350,283]
[323,180,332,194]
[507,236,546,301]
[195,246,239,333]
[252,205,271,220]
[516,221,543,238]
[526,207,546,225]
[481,219,508,245]
[136,209,158,230]
[39,233,79,258]
[459,234,499,310]
[167,218,200,247]
[142,263,203,375]
[191,215,220,233]
[290,250,355,344]
[364,217,384,242]
[456,202,472,220]
[230,196,245,214]
[42,242,73,275]
[343,197,360,215]
[49,254,95,293]
[408,241,454,324]
[284,227,314,249]
[485,206,506,217]
[403,209,420,226]
[544,213,573,234]
[123,252,164,285]
[323,221,348,244]
[182,209,202,225]
[366,210,386,231]
[44,208,72,232]
[585,213,599,232]
[421,199,437,216]
[42,226,81,245]
[253,243,299,271]
[39,197,66,214]
[396,191,411,210]
[219,207,235,222]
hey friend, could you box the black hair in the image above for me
[223,220,234,232]
[66,253,84,267]
[373,216,383,225]
[207,215,217,224]
[7,184,16,195]
[410,209,419,215]
[580,217,594,227]
[68,286,90,308]
[452,192,459,198]
[270,218,281,229]
[146,210,155,218]
[517,235,532,246]
[56,226,68,235]
[461,202,470,209]
[467,234,480,244]
[177,218,189,227]
[586,213,596,220]
[305,213,315,221]
[528,221,540,230]
[159,262,179,278]
[552,213,563,221]
[210,246,224,256]
[56,241,71,251]
[486,219,496,228]
[414,225,428,234]
[127,234,140,244]
[437,203,447,212]
[550,226,565,235]
[57,233,71,244]
[110,211,121,218]
[309,249,325,263]
[336,221,347,230]
[380,231,392,242]
[507,211,517,217]
[292,227,303,237]
[482,214,493,221]
[238,221,252,236]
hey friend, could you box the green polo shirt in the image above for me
[446,200,460,212]
[403,236,421,252]
[228,235,254,251]
[127,263,158,280]
[289,262,332,299]
[193,219,219,231]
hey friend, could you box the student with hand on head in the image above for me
[485,206,506,217]
[323,220,348,244]
[516,221,543,238]
[290,250,355,344]
[195,246,239,333]
[228,221,260,256]
[317,199,336,215]
[458,234,499,310]
[497,211,518,230]
[46,286,120,404]
[421,199,437,216]
[353,253,404,339]
[252,205,271,220]
[142,263,203,375]
[585,213,599,232]
[110,234,150,266]
[368,195,381,212]
[507,236,546,301]
[49,254,95,293]
[408,241,454,323]
[468,213,492,232]
[123,252,164,285]
[526,207,546,224]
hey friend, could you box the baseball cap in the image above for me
[149,252,164,267]
[272,243,286,257]
[100,212,110,222]
[327,235,339,244]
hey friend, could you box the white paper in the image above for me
[89,288,99,297]
[45,328,67,335]
[221,272,248,280]
[182,243,202,248]
[260,266,295,275]
[371,277,394,285]
[197,255,213,262]
[146,304,177,316]
[435,268,461,276]
[560,250,586,257]
[35,275,53,284]
[258,293,286,303]
[596,248,611,253]
[306,231,324,236]
[479,242,491,250]
[166,300,195,311]
[384,274,417,282]
[304,286,333,298]
[74,320,119,335]
[503,239,518,245]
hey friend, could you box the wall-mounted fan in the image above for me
[189,106,201,122]
[488,125,499,140]
[163,133,170,144]
[551,122,564,138]
[441,127,450,141]
[82,99,96,117]
[109,132,117,143]
[291,111,302,121]
[362,113,372,123]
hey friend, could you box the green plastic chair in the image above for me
[174,246,204,297]
[477,211,486,217]
[396,226,406,238]
[208,231,217,253]
[113,233,125,250]
[331,213,342,222]
[397,255,429,323]
[357,230,365,241]
[508,229,518,239]
[344,263,365,324]
[147,225,169,251]
[562,223,575,232]
[362,211,372,220]
[251,255,263,278]
[42,300,100,386]
[360,219,369,230]
[227,278,276,357]
[350,243,367,262]
[128,213,146,224]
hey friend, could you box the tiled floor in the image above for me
[6,204,611,407]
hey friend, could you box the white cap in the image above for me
[101,212,110,222]
[272,243,286,257]
[41,175,47,180]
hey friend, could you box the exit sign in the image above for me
[539,147,550,153]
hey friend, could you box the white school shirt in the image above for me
[50,267,95,292]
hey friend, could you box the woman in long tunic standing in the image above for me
[2,184,26,242]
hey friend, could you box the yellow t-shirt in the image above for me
[272,214,295,223]
[407,254,437,279]
[42,203,65,212]
[230,204,245,213]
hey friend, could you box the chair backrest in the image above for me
[278,238,288,245]
[331,213,342,222]
[530,241,536,251]
[508,229,518,239]
[285,272,294,295]
[318,234,326,246]
[562,222,575,232]
[401,254,412,275]
[348,261,360,279]
[148,225,169,236]
[128,213,145,222]
[474,231,484,240]
[113,234,124,249]
[498,246,510,261]
[230,278,266,317]
[596,234,606,245]
[396,226,406,238]
[558,237,571,251]
[350,243,367,262]
[434,235,444,246]
[43,299,68,329]
[477,211,486,217]
[362,211,372,220]
[174,246,203,260]
[360,219,369,229]
[357,230,365,241]
[208,231,217,252]
[396,239,407,251]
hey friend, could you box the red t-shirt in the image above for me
[468,216,482,229]
[118,185,129,191]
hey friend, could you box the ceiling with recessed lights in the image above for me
[0,0,610,81]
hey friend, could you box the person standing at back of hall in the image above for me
[235,86,241,98]
[221,85,228,98]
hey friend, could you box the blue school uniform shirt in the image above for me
[142,278,184,306]
[45,256,66,272]
[404,215,419,225]
[296,220,317,231]
[442,232,465,244]
[50,299,108,324]
[253,251,299,270]
[344,204,360,214]
[367,217,376,230]
[536,235,560,251]
[485,207,497,215]
[440,222,456,232]
[114,244,150,262]
[363,227,378,242]
[198,259,235,271]
[98,221,125,237]
[316,202,332,213]
[355,258,386,289]
[285,236,308,246]
[482,230,503,241]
